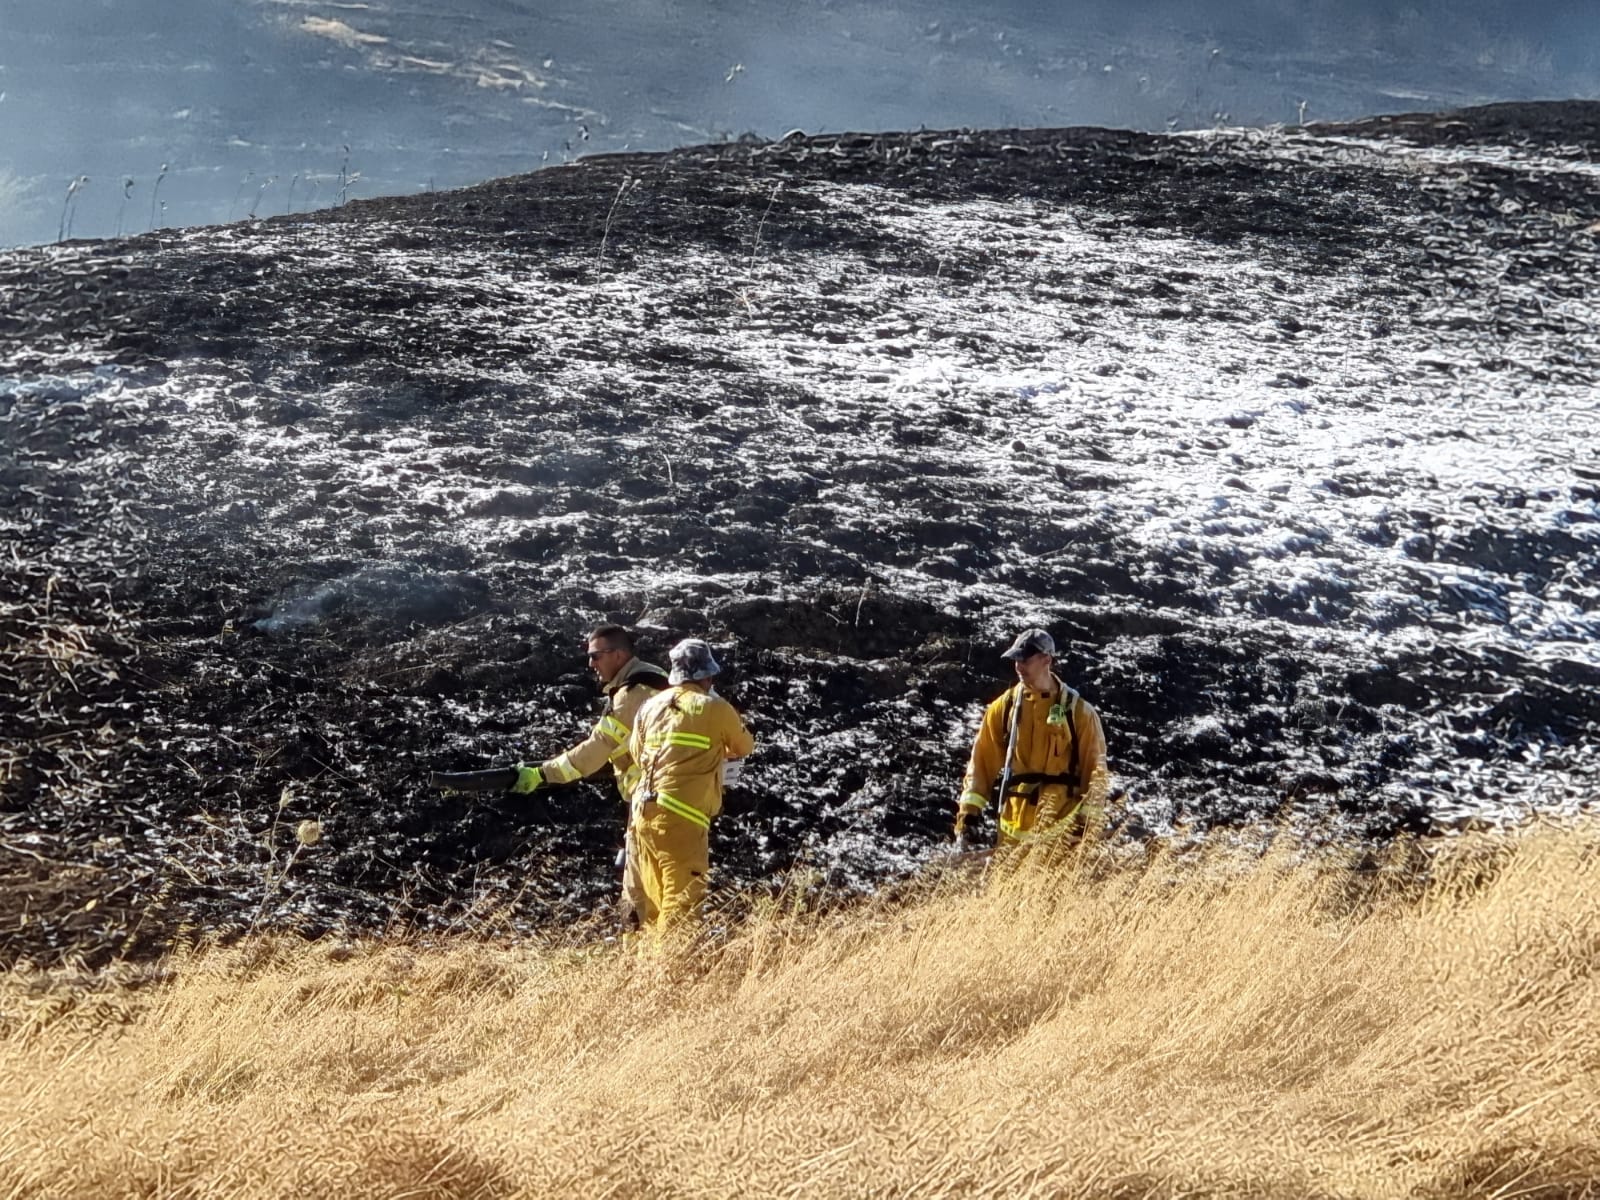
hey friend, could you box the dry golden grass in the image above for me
[4,825,1600,1199]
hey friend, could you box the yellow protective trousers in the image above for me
[630,801,710,935]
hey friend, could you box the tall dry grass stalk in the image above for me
[3,825,1599,1198]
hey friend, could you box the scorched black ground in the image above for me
[2,102,1598,966]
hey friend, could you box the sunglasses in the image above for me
[587,648,619,661]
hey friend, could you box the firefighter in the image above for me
[955,628,1108,849]
[627,638,755,937]
[510,624,668,920]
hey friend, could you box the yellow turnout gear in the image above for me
[632,800,712,933]
[959,676,1107,845]
[537,655,666,799]
[533,655,666,924]
[628,683,755,933]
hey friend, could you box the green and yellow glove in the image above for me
[511,765,544,795]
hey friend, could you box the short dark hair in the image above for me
[588,624,634,653]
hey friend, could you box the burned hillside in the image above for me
[3,102,1599,965]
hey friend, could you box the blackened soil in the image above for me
[3,103,1599,965]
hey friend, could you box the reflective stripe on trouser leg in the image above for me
[636,807,710,934]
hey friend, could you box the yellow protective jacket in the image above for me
[959,676,1107,840]
[629,684,755,830]
[539,655,669,799]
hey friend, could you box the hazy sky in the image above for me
[1,0,1595,247]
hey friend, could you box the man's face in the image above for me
[587,638,628,684]
[1013,650,1054,692]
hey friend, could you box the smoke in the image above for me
[251,565,490,637]
[253,584,343,636]
[711,0,1600,138]
[0,0,1595,249]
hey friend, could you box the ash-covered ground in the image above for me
[3,102,1599,966]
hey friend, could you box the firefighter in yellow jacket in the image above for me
[627,637,755,934]
[955,628,1108,847]
[509,624,668,919]
[510,624,667,800]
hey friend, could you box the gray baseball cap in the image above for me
[1001,628,1056,660]
[668,638,722,684]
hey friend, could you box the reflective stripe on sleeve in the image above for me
[621,763,642,797]
[959,791,989,811]
[654,791,711,829]
[544,753,581,784]
[598,715,630,744]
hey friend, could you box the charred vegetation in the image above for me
[2,102,1598,965]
